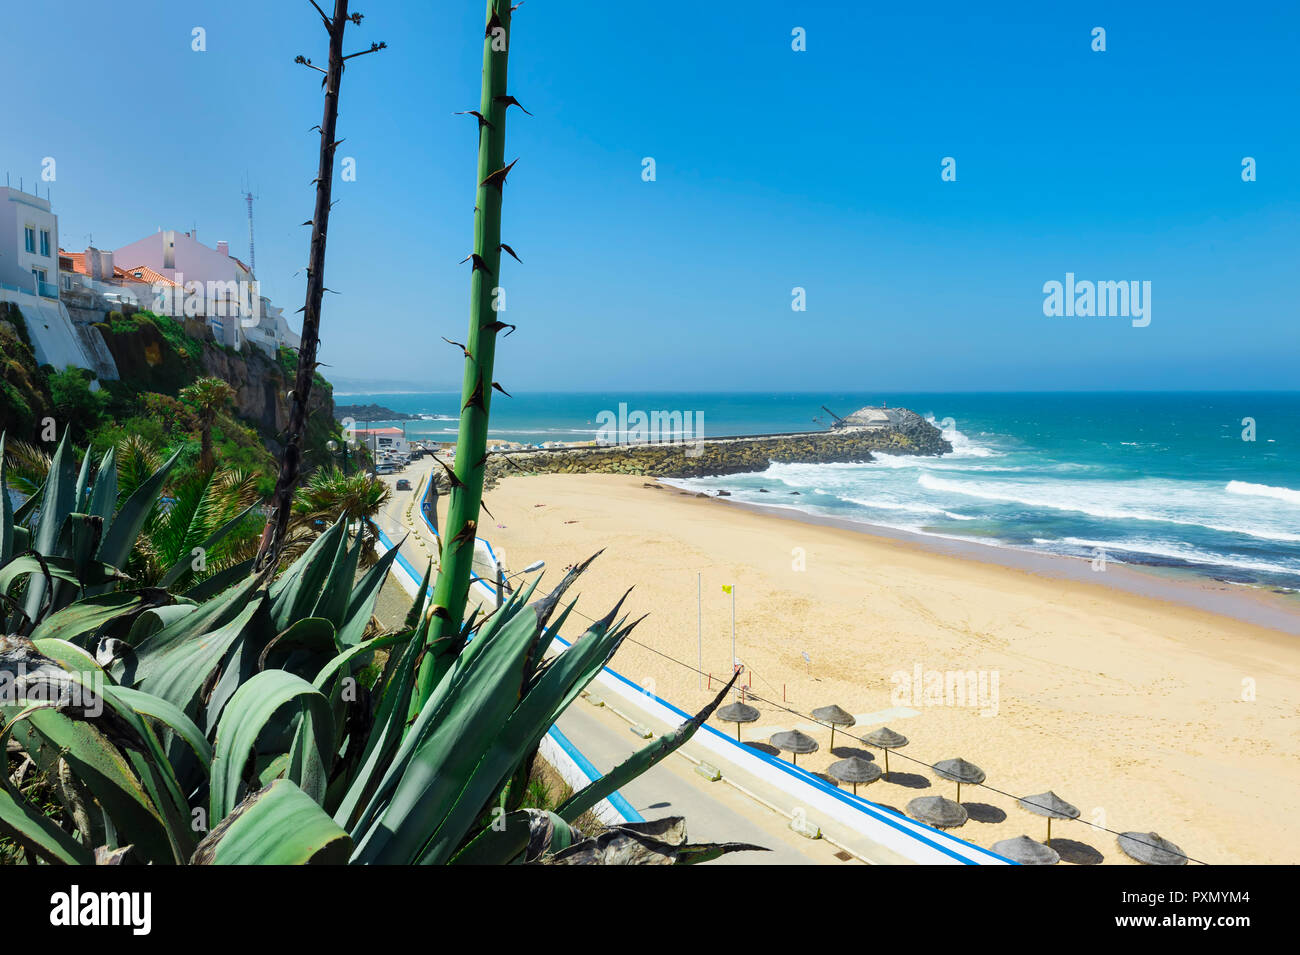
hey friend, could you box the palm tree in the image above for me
[179,377,236,473]
[1,438,52,495]
[290,467,391,565]
[132,467,263,590]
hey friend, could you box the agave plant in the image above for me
[1,507,757,864]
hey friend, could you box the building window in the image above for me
[24,227,35,253]
[40,230,51,257]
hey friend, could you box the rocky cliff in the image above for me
[93,313,336,453]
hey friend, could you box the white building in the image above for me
[0,186,59,299]
[356,427,410,461]
[0,187,119,379]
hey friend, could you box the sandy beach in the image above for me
[450,471,1300,865]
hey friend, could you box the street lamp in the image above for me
[495,559,545,610]
[325,436,358,475]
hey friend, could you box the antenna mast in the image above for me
[242,181,258,275]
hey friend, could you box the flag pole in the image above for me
[697,572,702,691]
[731,584,736,699]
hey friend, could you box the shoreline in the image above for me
[704,494,1300,637]
[466,470,1300,864]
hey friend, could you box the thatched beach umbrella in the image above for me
[811,704,856,750]
[933,757,986,803]
[717,702,759,741]
[863,727,909,779]
[1016,791,1080,845]
[770,729,819,766]
[993,835,1060,865]
[1118,831,1187,866]
[828,756,882,795]
[906,795,968,829]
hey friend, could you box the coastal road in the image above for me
[368,455,857,865]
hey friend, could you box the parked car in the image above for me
[396,478,411,490]
[375,464,395,475]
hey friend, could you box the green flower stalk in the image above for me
[416,0,521,706]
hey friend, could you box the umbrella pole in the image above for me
[884,750,889,778]
[735,723,741,742]
[830,726,835,750]
[957,782,961,803]
[853,782,858,796]
[1047,818,1052,845]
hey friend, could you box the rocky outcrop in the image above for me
[464,407,950,487]
[94,314,334,451]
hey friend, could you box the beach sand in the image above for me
[455,472,1299,865]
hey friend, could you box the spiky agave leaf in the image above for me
[192,779,351,865]
[543,817,768,866]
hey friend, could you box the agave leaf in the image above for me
[192,779,351,865]
[13,706,174,864]
[94,447,182,587]
[1,554,129,598]
[415,604,645,865]
[29,588,174,646]
[331,629,421,830]
[118,574,263,685]
[181,557,256,602]
[130,598,264,718]
[451,807,576,866]
[269,519,345,631]
[30,637,106,677]
[12,475,44,526]
[86,445,118,524]
[209,670,333,822]
[125,602,198,646]
[23,430,77,619]
[109,686,214,772]
[335,536,401,648]
[312,630,407,698]
[310,521,361,630]
[1,433,13,565]
[0,777,96,864]
[350,591,568,863]
[0,706,95,865]
[73,446,93,513]
[404,559,434,629]
[258,616,337,676]
[12,649,198,863]
[47,512,107,614]
[544,816,767,865]
[556,670,740,823]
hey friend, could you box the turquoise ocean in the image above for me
[339,391,1300,592]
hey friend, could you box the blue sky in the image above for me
[2,0,1296,391]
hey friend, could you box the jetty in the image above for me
[462,407,951,484]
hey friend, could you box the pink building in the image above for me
[113,229,256,347]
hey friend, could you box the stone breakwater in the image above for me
[465,407,950,488]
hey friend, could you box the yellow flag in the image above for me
[721,585,732,594]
